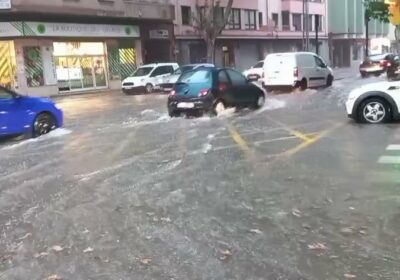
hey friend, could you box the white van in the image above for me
[263,52,333,91]
[122,63,179,94]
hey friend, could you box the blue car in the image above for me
[0,86,63,138]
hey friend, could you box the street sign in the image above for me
[0,0,11,9]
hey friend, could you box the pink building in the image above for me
[171,0,329,70]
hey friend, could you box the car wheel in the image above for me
[326,75,333,87]
[357,98,390,124]
[33,113,56,137]
[212,100,226,116]
[374,73,381,77]
[253,94,265,109]
[297,79,307,91]
[168,110,180,118]
[145,83,153,94]
[361,72,368,78]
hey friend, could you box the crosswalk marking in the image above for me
[378,156,400,164]
[386,145,400,150]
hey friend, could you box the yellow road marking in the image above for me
[227,123,251,152]
[283,122,344,156]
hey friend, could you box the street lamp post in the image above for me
[365,11,370,58]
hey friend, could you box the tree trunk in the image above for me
[206,39,216,63]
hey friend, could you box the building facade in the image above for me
[172,0,329,71]
[328,0,390,68]
[0,0,174,96]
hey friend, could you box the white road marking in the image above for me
[386,145,400,150]
[378,156,400,164]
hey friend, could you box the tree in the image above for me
[363,0,390,56]
[192,0,234,63]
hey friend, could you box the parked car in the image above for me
[159,63,214,92]
[346,80,400,124]
[359,53,395,78]
[243,60,264,81]
[122,63,179,94]
[0,86,63,137]
[386,55,400,80]
[167,67,265,117]
[262,52,333,91]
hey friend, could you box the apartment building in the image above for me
[0,0,174,96]
[172,0,329,71]
[328,0,390,68]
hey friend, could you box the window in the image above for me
[297,54,315,67]
[292,13,302,31]
[314,56,326,68]
[272,13,279,28]
[227,8,241,29]
[218,70,230,84]
[0,87,12,99]
[170,5,176,21]
[181,6,191,25]
[226,69,247,86]
[253,61,263,68]
[179,70,212,84]
[133,67,153,77]
[244,10,257,30]
[259,12,263,27]
[308,14,313,31]
[23,46,44,87]
[282,11,289,30]
[151,66,174,77]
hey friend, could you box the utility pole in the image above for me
[365,11,370,58]
[315,14,319,55]
[302,0,305,50]
[305,0,310,51]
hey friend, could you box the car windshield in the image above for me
[174,65,195,75]
[177,69,212,84]
[131,67,154,77]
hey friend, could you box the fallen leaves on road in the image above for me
[307,243,328,251]
[51,246,64,252]
[136,257,152,265]
[219,250,233,261]
[344,273,356,278]
[83,247,94,253]
[292,208,302,217]
[45,275,62,280]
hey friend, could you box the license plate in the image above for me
[249,75,258,80]
[177,102,195,109]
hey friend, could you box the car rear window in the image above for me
[265,54,295,69]
[178,69,212,84]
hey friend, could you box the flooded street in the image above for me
[1,72,400,279]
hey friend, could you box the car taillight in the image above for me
[294,67,299,77]
[199,89,210,97]
[169,89,176,96]
[380,60,391,67]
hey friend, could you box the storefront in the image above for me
[0,22,141,96]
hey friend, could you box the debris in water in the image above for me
[83,247,94,253]
[292,208,302,217]
[34,252,49,258]
[160,217,171,223]
[308,243,328,251]
[18,233,32,240]
[344,274,356,278]
[46,275,62,280]
[340,227,354,235]
[51,245,64,252]
[136,257,152,265]
[248,229,263,234]
[219,249,233,260]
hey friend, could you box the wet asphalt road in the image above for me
[1,71,400,280]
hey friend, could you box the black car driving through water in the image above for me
[167,67,265,117]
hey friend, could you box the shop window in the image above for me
[181,6,191,25]
[292,13,302,31]
[23,46,44,87]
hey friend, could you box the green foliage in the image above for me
[364,0,391,22]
